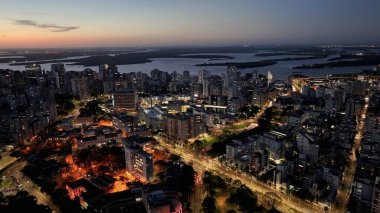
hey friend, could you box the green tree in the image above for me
[203,171,227,192]
[0,191,51,213]
[227,186,258,212]
[202,196,216,213]
[55,94,75,116]
[179,164,195,201]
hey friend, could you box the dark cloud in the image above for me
[13,19,78,32]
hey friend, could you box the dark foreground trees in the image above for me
[0,191,51,213]
[227,185,259,213]
[202,196,217,213]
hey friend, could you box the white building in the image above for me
[124,144,153,182]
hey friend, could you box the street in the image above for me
[154,135,324,213]
[333,100,368,213]
[154,103,326,212]
[210,105,265,136]
[190,173,206,213]
[0,160,60,213]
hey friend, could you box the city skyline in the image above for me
[1,0,380,48]
[1,1,380,213]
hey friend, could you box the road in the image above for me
[155,135,324,213]
[0,160,60,213]
[0,98,104,212]
[155,103,325,212]
[0,98,90,212]
[210,106,265,136]
[0,151,18,170]
[62,98,93,119]
[333,100,368,213]
[0,98,95,212]
[190,173,206,213]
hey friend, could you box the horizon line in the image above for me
[1,43,380,50]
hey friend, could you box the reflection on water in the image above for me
[0,56,25,59]
[0,52,374,80]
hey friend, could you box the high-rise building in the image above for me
[202,77,209,97]
[197,69,209,97]
[51,63,65,90]
[49,69,60,89]
[51,63,65,72]
[151,69,165,81]
[372,178,380,213]
[191,84,202,97]
[222,73,228,87]
[228,81,242,99]
[183,70,190,82]
[334,87,346,109]
[25,64,42,79]
[151,69,160,80]
[250,150,269,172]
[226,66,240,86]
[64,72,90,99]
[99,64,118,80]
[345,80,367,96]
[267,70,274,87]
[253,92,268,107]
[296,131,319,165]
[225,66,241,99]
[25,64,42,73]
[166,113,206,143]
[112,89,137,112]
[166,114,190,143]
[209,95,228,106]
[73,77,90,99]
[209,82,223,96]
[112,114,137,133]
[198,69,208,84]
[345,98,363,120]
[124,144,153,182]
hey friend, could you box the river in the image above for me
[0,52,375,80]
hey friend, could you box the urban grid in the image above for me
[1,1,380,213]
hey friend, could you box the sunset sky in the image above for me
[1,0,380,48]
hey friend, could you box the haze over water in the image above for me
[0,51,374,80]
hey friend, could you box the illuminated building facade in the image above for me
[112,89,137,112]
[124,144,153,182]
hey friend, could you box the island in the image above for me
[195,61,277,68]
[293,55,380,69]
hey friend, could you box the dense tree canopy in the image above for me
[79,100,104,116]
[227,186,258,212]
[202,196,217,213]
[0,191,51,213]
[55,94,75,116]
